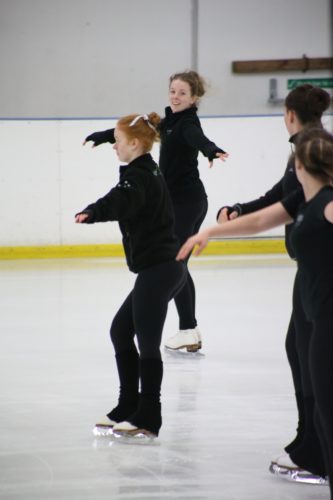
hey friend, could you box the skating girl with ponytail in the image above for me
[217,84,331,482]
[76,112,186,437]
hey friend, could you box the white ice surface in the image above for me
[0,256,329,499]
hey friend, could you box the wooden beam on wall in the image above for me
[232,56,333,74]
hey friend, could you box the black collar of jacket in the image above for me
[119,153,158,176]
[289,123,324,146]
[289,132,299,145]
[164,105,198,122]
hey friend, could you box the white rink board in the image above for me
[1,114,332,247]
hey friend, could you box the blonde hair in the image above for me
[117,113,161,152]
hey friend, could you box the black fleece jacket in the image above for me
[78,154,179,273]
[159,106,226,204]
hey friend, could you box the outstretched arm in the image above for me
[181,120,229,166]
[74,170,147,224]
[176,201,292,260]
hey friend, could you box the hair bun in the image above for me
[308,87,331,114]
[148,112,162,128]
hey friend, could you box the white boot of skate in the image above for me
[93,416,117,436]
[269,453,328,485]
[164,328,201,352]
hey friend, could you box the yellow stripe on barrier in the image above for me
[202,239,286,255]
[0,239,286,260]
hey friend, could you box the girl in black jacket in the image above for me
[84,71,229,352]
[217,84,331,481]
[177,128,333,498]
[76,112,186,437]
[160,70,228,352]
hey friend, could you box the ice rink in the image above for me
[0,255,330,500]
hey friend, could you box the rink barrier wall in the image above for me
[3,115,331,250]
[0,115,293,249]
[0,238,286,260]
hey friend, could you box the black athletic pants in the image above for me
[285,270,326,476]
[172,198,208,330]
[110,260,187,358]
[310,314,333,497]
[286,271,313,397]
[108,260,186,435]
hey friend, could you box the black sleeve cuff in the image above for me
[216,204,242,221]
[207,147,227,161]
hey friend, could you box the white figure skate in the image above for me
[269,453,328,485]
[164,327,201,352]
[93,416,117,437]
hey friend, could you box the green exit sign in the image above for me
[288,77,333,89]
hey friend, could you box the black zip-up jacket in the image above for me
[78,154,179,273]
[219,134,303,258]
[159,106,226,204]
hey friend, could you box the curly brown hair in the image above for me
[169,70,207,101]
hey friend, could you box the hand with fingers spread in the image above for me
[208,151,229,168]
[176,228,211,261]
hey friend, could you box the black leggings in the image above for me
[110,260,186,359]
[310,315,333,496]
[172,199,208,329]
[285,270,326,476]
[286,270,313,397]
